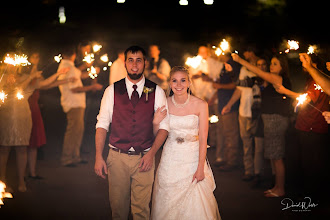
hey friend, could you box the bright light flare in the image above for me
[179,0,188,6]
[92,44,102,53]
[3,54,31,66]
[54,54,62,63]
[220,39,230,52]
[314,83,323,92]
[0,90,7,103]
[287,40,299,51]
[204,0,214,5]
[307,45,317,55]
[16,91,24,100]
[83,53,95,64]
[0,181,13,207]
[100,54,109,62]
[296,93,308,107]
[215,48,223,56]
[88,66,98,79]
[185,55,203,69]
[209,115,219,123]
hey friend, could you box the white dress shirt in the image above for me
[96,76,170,150]
[57,59,86,113]
[109,58,127,85]
[237,66,256,118]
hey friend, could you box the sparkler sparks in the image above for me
[220,39,230,52]
[296,93,308,107]
[307,45,317,55]
[83,53,95,64]
[0,90,7,103]
[314,83,323,92]
[100,54,109,62]
[88,66,98,79]
[0,181,13,207]
[92,44,102,53]
[185,55,203,69]
[54,54,62,63]
[3,54,31,66]
[16,91,24,100]
[209,114,219,123]
[287,40,299,50]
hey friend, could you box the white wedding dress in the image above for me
[151,114,221,220]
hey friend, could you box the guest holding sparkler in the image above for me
[26,51,74,179]
[232,53,291,197]
[274,54,329,200]
[0,53,42,192]
[58,46,103,167]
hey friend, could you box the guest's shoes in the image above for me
[242,174,254,182]
[63,163,77,168]
[218,165,235,172]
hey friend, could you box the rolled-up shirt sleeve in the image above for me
[95,85,114,131]
[154,85,170,132]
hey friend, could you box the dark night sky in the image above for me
[1,0,329,64]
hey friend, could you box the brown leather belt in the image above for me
[110,147,146,156]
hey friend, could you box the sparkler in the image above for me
[295,93,323,113]
[0,90,7,103]
[287,40,299,51]
[100,54,109,62]
[3,54,31,66]
[220,39,230,52]
[314,83,323,92]
[209,114,219,123]
[185,55,203,69]
[0,181,13,207]
[83,52,95,64]
[88,66,98,79]
[92,44,102,53]
[54,54,62,63]
[16,90,24,100]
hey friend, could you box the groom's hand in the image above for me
[139,152,154,172]
[94,157,108,179]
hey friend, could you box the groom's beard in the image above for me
[127,72,143,80]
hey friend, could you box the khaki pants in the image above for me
[107,149,155,220]
[216,111,240,166]
[61,107,85,165]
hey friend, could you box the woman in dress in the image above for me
[26,52,72,179]
[0,59,41,192]
[151,66,221,220]
[232,53,291,197]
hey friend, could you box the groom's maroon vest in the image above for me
[109,78,156,153]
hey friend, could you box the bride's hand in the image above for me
[153,105,167,125]
[192,167,205,183]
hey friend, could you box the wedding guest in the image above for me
[212,53,240,171]
[109,50,126,85]
[145,45,171,90]
[58,46,103,167]
[232,53,292,197]
[26,51,74,179]
[190,45,223,148]
[0,56,41,192]
[274,54,329,200]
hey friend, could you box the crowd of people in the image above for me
[0,42,329,211]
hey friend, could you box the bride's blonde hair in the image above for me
[167,66,193,96]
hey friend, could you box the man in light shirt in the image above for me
[58,46,103,167]
[94,46,169,220]
[109,50,126,85]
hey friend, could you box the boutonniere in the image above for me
[143,86,154,102]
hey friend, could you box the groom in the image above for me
[94,46,169,220]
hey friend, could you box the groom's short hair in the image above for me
[124,46,146,61]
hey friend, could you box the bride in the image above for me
[151,66,221,220]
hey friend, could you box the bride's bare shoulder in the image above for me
[190,95,207,106]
